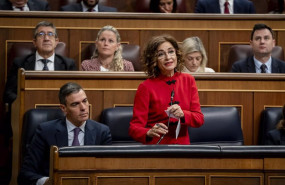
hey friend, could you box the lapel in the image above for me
[2,1,13,10]
[54,55,65,70]
[27,0,34,10]
[280,130,285,144]
[271,58,280,73]
[233,0,239,13]
[55,119,68,147]
[247,57,256,72]
[84,120,96,145]
[213,0,221,13]
[24,54,36,70]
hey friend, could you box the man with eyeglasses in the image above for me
[0,0,49,11]
[3,21,76,154]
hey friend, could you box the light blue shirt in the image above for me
[253,56,272,73]
[66,118,86,146]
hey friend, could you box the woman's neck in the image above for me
[98,56,114,69]
[161,70,175,77]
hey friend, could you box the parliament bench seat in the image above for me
[100,106,244,145]
[259,107,283,145]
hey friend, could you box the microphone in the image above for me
[157,89,175,144]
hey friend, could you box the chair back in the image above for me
[81,43,142,71]
[7,42,67,77]
[101,106,243,145]
[189,107,244,145]
[228,45,284,71]
[101,107,139,145]
[21,108,65,161]
[259,107,283,144]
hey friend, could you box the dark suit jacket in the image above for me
[0,0,49,11]
[231,56,285,73]
[17,118,112,185]
[3,53,76,104]
[195,0,256,13]
[61,3,117,12]
[265,129,285,145]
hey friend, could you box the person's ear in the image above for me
[59,104,67,115]
[32,39,37,48]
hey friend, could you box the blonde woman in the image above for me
[81,25,134,71]
[182,36,214,73]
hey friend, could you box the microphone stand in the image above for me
[156,89,174,144]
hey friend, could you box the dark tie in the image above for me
[87,8,95,12]
[224,1,230,14]
[18,7,24,11]
[72,127,81,146]
[41,59,49,71]
[260,64,267,73]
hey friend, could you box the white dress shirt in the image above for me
[219,0,234,14]
[35,51,55,71]
[81,1,99,12]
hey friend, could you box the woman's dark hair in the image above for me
[149,0,177,13]
[277,0,284,13]
[142,34,184,78]
[277,104,285,130]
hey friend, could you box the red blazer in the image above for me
[129,72,204,144]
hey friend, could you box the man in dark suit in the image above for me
[61,0,117,12]
[4,21,76,105]
[0,0,49,11]
[2,21,76,148]
[195,0,255,14]
[17,82,112,185]
[231,23,285,73]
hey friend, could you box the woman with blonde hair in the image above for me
[182,36,214,73]
[81,25,134,71]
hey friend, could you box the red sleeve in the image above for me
[182,77,204,128]
[128,83,150,144]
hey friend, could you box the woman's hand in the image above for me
[147,123,168,138]
[167,104,184,118]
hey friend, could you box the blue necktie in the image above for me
[260,64,266,73]
[41,59,49,71]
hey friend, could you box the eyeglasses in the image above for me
[36,32,56,38]
[156,49,176,60]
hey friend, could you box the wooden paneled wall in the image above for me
[1,12,285,134]
[1,12,285,122]
[9,71,285,185]
[46,0,273,13]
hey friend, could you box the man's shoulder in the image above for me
[98,4,117,12]
[13,53,35,66]
[87,119,110,130]
[272,57,285,65]
[61,3,82,11]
